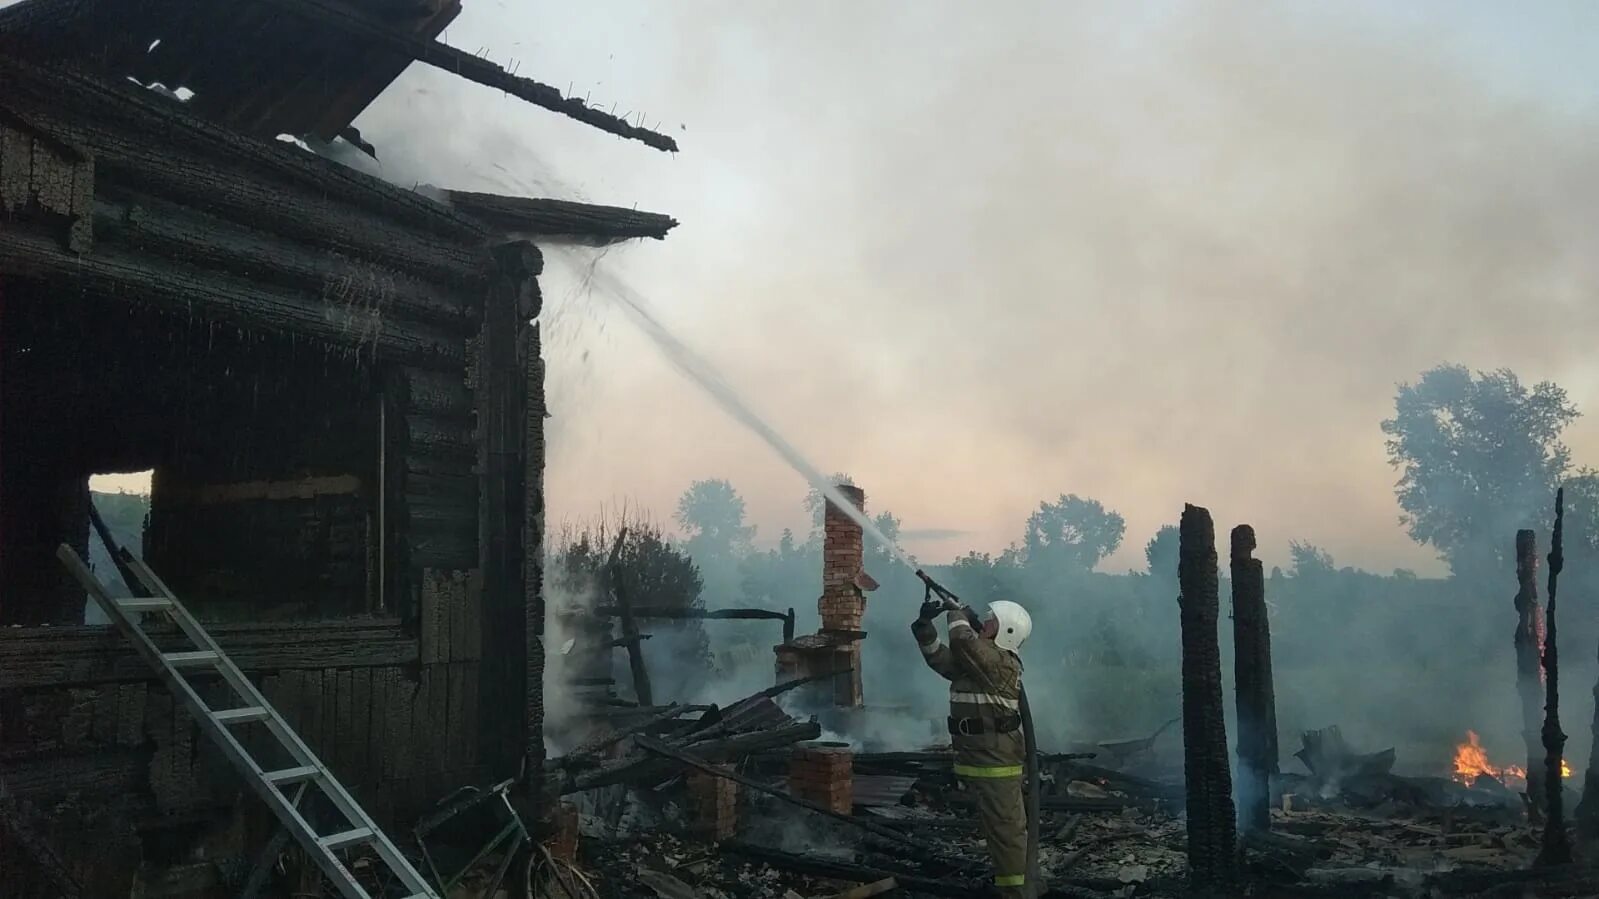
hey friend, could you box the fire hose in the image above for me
[916,570,1041,897]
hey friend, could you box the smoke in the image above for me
[341,3,1599,773]
[353,1,1599,578]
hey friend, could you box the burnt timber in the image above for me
[0,2,675,892]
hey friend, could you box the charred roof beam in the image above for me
[260,0,680,153]
[446,191,678,245]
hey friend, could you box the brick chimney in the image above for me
[772,484,876,708]
[687,767,739,841]
[789,741,854,813]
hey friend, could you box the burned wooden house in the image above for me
[0,1,676,894]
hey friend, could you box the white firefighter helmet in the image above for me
[986,600,1032,653]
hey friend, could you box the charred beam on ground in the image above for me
[1231,524,1278,834]
[446,191,678,244]
[563,721,821,793]
[593,605,793,622]
[260,0,679,152]
[1514,528,1548,818]
[1178,503,1236,885]
[1537,488,1573,866]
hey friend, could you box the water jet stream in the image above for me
[565,252,917,572]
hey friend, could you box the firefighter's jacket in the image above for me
[911,609,1025,773]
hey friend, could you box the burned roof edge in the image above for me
[445,191,679,245]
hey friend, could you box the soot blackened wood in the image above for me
[93,196,472,328]
[1515,529,1548,817]
[0,619,416,688]
[475,242,535,782]
[608,527,654,708]
[1231,524,1277,834]
[525,312,549,823]
[0,55,487,246]
[446,192,679,243]
[1538,490,1573,866]
[0,223,465,367]
[1179,504,1235,885]
[259,0,679,152]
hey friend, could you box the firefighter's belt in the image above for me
[948,714,1021,736]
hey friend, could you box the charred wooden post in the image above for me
[524,286,550,828]
[607,527,654,708]
[473,240,545,821]
[1179,504,1235,885]
[1230,524,1277,834]
[1537,489,1573,866]
[1515,529,1548,817]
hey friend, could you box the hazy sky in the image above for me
[342,1,1599,577]
[90,2,1599,575]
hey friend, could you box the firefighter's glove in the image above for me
[918,599,945,622]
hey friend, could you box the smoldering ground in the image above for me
[340,4,1599,776]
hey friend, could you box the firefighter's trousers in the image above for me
[958,765,1033,899]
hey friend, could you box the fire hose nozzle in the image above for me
[915,569,963,610]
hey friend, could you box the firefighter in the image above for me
[912,597,1035,898]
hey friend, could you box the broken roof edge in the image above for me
[262,0,681,153]
[445,191,679,245]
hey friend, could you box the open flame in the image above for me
[1452,730,1571,786]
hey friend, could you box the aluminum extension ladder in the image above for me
[57,544,439,899]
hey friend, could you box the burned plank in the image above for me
[259,0,679,152]
[0,224,466,367]
[0,55,488,245]
[1178,503,1235,885]
[446,191,678,243]
[593,605,794,622]
[419,569,455,666]
[92,195,471,327]
[0,618,418,688]
[565,722,821,793]
[403,367,474,418]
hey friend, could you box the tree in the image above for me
[675,479,755,612]
[1287,540,1335,578]
[1382,365,1578,580]
[676,479,755,558]
[1144,525,1179,583]
[867,510,904,566]
[1022,494,1126,574]
[552,515,712,689]
[739,528,820,613]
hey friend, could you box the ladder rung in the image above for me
[163,650,219,669]
[318,827,374,850]
[264,765,321,786]
[212,706,270,725]
[117,597,174,613]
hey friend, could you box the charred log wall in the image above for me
[1230,524,1277,834]
[0,60,502,894]
[1179,504,1235,885]
[0,600,483,895]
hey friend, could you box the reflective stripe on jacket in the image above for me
[912,610,1025,768]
